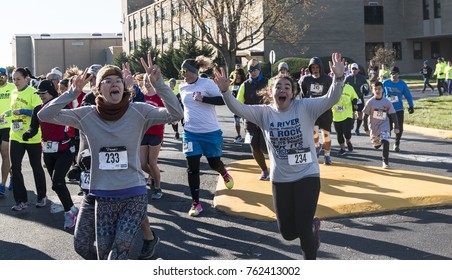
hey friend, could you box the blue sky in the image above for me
[1,0,122,67]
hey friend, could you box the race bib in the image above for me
[80,171,90,189]
[98,146,128,170]
[372,110,387,120]
[335,105,345,112]
[42,141,59,153]
[388,95,399,103]
[288,151,313,165]
[12,120,24,132]
[183,141,193,153]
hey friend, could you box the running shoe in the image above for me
[315,144,323,158]
[382,162,390,169]
[393,144,400,152]
[36,196,47,208]
[174,132,180,140]
[337,149,347,156]
[64,206,79,229]
[259,170,270,181]
[324,155,332,165]
[355,130,361,136]
[11,202,28,212]
[313,216,321,250]
[151,188,163,200]
[347,142,354,152]
[233,135,243,143]
[188,202,203,217]
[222,170,234,190]
[0,184,5,196]
[8,177,13,191]
[139,230,160,260]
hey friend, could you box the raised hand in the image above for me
[140,52,161,84]
[328,52,345,78]
[213,67,230,93]
[71,68,92,95]
[122,62,134,88]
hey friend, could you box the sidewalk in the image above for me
[213,124,452,221]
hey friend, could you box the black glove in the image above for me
[408,107,414,114]
[22,132,31,141]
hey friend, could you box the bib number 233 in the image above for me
[99,146,128,170]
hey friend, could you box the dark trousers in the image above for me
[272,176,321,259]
[10,140,46,203]
[334,118,353,145]
[389,110,405,146]
[43,149,74,211]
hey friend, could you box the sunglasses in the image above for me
[179,69,187,75]
[390,72,399,75]
[352,68,358,70]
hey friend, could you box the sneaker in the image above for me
[233,135,243,143]
[393,144,400,152]
[138,230,160,260]
[355,130,360,136]
[222,170,234,190]
[11,202,28,211]
[315,144,323,158]
[382,162,390,169]
[313,217,321,250]
[346,142,354,152]
[8,177,13,191]
[324,155,332,165]
[151,188,163,200]
[0,184,5,196]
[174,132,180,140]
[337,149,347,156]
[259,170,270,181]
[36,196,47,208]
[64,206,79,229]
[188,202,203,216]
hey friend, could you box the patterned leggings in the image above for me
[95,194,147,260]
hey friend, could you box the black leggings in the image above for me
[249,129,268,172]
[334,118,353,145]
[272,176,321,259]
[10,140,47,203]
[389,110,404,146]
[186,154,226,203]
[43,149,74,211]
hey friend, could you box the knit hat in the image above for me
[88,64,103,77]
[95,65,123,90]
[35,80,58,97]
[390,66,400,74]
[423,60,429,65]
[278,62,289,71]
[247,59,261,72]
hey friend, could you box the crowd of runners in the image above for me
[0,51,419,260]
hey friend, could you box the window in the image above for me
[172,29,180,42]
[365,42,384,61]
[364,5,384,25]
[128,20,132,31]
[195,25,202,37]
[133,19,137,29]
[156,36,161,45]
[204,20,212,34]
[172,3,179,16]
[413,42,423,59]
[155,9,160,21]
[163,32,169,44]
[140,15,144,27]
[129,40,135,51]
[433,0,441,18]
[181,29,188,39]
[431,41,440,59]
[162,7,168,19]
[146,13,150,25]
[392,42,402,60]
[181,2,187,13]
[423,0,430,20]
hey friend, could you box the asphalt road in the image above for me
[0,87,451,261]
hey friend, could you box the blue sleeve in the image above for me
[19,109,34,117]
[133,85,145,103]
[403,83,414,107]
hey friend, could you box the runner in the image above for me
[363,81,400,169]
[216,52,345,260]
[179,55,234,216]
[0,68,14,195]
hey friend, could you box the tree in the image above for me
[128,39,160,74]
[371,47,396,69]
[113,51,129,68]
[178,0,317,72]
